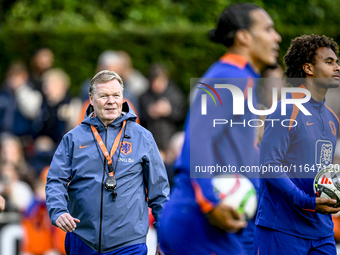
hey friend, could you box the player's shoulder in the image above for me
[64,123,91,138]
[55,124,90,150]
[268,100,289,120]
[128,121,154,139]
[325,104,340,124]
[269,92,306,120]
[325,103,340,136]
[203,60,250,79]
[128,120,148,132]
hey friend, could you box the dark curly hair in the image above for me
[283,34,339,87]
[209,3,262,47]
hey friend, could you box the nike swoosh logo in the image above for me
[79,145,90,149]
[306,122,314,126]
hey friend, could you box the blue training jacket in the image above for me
[46,102,170,253]
[160,54,260,255]
[256,87,340,239]
[173,53,261,210]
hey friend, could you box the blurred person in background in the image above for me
[139,64,186,156]
[28,135,56,176]
[158,3,281,255]
[0,134,36,212]
[36,68,81,144]
[0,133,36,189]
[21,167,66,255]
[29,48,54,92]
[117,50,149,98]
[0,162,34,212]
[162,131,184,189]
[0,61,43,138]
[0,195,5,212]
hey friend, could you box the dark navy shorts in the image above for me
[65,232,147,255]
[254,225,336,255]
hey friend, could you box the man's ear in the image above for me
[89,93,94,106]
[303,63,314,76]
[235,29,252,47]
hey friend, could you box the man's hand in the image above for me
[56,213,80,232]
[206,203,247,232]
[315,197,340,214]
[156,99,172,117]
[0,195,5,212]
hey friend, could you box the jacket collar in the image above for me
[298,84,325,109]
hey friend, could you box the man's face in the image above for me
[247,9,281,72]
[311,47,340,89]
[89,79,123,126]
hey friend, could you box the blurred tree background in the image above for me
[0,0,340,95]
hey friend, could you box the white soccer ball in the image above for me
[314,167,340,207]
[212,173,257,220]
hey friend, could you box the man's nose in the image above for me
[107,96,116,103]
[275,30,282,43]
[335,63,340,72]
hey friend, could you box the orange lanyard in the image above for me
[90,120,126,169]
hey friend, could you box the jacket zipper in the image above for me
[319,105,324,133]
[98,127,107,252]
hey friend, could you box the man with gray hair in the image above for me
[46,70,169,254]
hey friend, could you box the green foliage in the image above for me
[3,0,230,31]
[1,0,340,96]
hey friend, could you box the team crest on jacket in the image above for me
[316,140,333,167]
[329,121,336,136]
[120,141,132,155]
